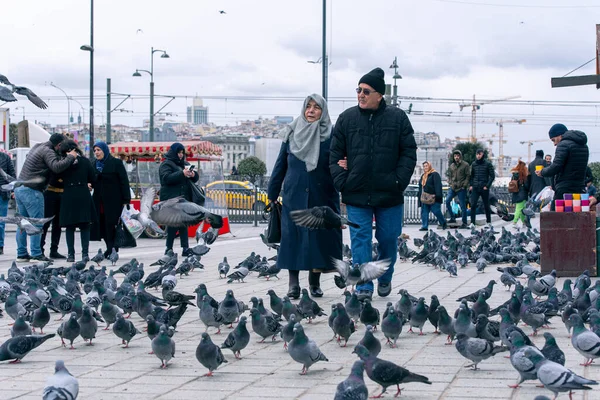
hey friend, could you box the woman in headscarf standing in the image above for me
[58,140,97,262]
[418,161,447,231]
[90,141,131,258]
[159,142,199,256]
[268,94,342,299]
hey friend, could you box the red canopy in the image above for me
[109,141,223,161]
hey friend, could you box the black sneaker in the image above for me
[449,218,456,224]
[49,251,66,259]
[459,223,469,229]
[67,255,75,263]
[182,248,193,257]
[16,254,30,262]
[31,254,52,262]
[419,227,428,231]
[0,247,3,255]
[377,282,392,297]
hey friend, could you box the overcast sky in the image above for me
[2,0,600,160]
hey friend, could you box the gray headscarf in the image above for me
[280,93,332,172]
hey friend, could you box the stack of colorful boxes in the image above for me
[555,193,590,212]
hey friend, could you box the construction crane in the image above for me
[458,95,520,143]
[519,139,547,163]
[496,119,526,177]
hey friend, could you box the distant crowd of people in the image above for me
[0,134,201,263]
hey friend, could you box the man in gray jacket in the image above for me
[445,150,470,229]
[15,133,77,262]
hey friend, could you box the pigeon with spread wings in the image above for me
[141,186,224,229]
[290,206,359,230]
[0,215,54,235]
[332,258,390,288]
[0,168,45,191]
[0,74,48,109]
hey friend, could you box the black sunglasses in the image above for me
[356,87,376,96]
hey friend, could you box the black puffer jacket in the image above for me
[329,100,417,207]
[541,130,589,193]
[470,157,495,189]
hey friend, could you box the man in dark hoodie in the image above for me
[469,149,495,227]
[445,149,470,229]
[537,123,589,209]
[528,149,547,198]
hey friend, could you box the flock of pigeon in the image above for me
[0,203,598,400]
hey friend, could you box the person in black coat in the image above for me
[469,148,495,226]
[417,161,447,231]
[268,94,342,299]
[159,142,199,256]
[527,149,547,198]
[90,141,131,258]
[58,140,96,262]
[329,68,417,301]
[538,124,589,209]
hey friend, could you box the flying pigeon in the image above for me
[0,168,45,191]
[290,206,359,229]
[332,259,390,288]
[0,215,54,236]
[0,74,48,109]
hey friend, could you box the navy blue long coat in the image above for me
[267,138,342,271]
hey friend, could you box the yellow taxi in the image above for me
[205,180,269,211]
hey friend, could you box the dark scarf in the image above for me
[165,142,186,168]
[93,141,110,172]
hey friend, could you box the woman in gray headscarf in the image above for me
[267,94,343,299]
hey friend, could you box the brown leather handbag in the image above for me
[420,192,436,205]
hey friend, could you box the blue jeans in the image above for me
[420,202,446,229]
[0,195,8,247]
[445,188,467,224]
[346,204,403,292]
[15,186,44,257]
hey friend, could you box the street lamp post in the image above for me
[389,57,402,107]
[49,82,70,132]
[80,0,94,156]
[134,47,169,142]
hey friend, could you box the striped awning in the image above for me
[108,141,223,159]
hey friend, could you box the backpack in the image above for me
[508,179,519,193]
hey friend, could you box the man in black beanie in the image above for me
[537,123,589,209]
[528,149,547,198]
[330,67,417,301]
[14,133,78,262]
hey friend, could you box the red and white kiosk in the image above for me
[108,141,231,238]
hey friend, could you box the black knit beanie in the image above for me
[548,123,567,139]
[535,149,544,158]
[49,133,65,146]
[358,68,386,94]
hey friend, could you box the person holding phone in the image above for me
[159,142,199,256]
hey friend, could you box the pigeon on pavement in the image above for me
[218,290,240,327]
[353,343,431,398]
[288,323,328,375]
[455,333,507,370]
[10,312,32,337]
[42,360,79,400]
[523,348,597,399]
[112,313,140,347]
[333,303,356,347]
[334,360,368,400]
[196,332,228,376]
[381,308,403,348]
[57,312,81,349]
[298,289,326,322]
[541,332,565,366]
[358,325,381,356]
[569,313,600,366]
[152,325,176,368]
[78,306,98,345]
[218,257,230,279]
[221,315,250,358]
[0,333,55,363]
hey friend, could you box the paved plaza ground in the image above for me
[0,217,598,400]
